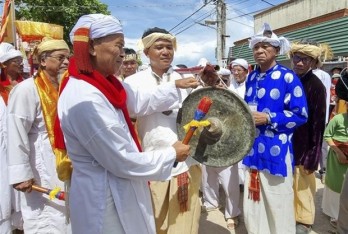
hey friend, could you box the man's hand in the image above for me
[172,141,190,162]
[13,178,35,193]
[336,150,348,164]
[175,77,200,89]
[252,111,269,126]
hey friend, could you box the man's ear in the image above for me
[89,40,97,56]
[275,47,280,55]
[143,48,149,57]
[40,56,47,67]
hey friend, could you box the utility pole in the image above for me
[216,0,227,67]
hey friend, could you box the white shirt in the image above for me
[58,77,182,234]
[313,68,331,123]
[229,78,246,98]
[125,67,199,177]
[7,78,67,233]
[0,96,10,223]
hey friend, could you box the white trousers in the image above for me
[243,151,295,234]
[202,164,241,218]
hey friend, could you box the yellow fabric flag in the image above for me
[0,0,15,43]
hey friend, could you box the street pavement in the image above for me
[198,172,334,234]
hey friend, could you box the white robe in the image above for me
[7,78,68,234]
[313,68,331,123]
[0,96,11,233]
[58,77,182,234]
[229,78,246,99]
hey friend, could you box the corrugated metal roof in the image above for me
[230,16,348,64]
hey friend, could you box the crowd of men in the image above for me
[0,12,348,234]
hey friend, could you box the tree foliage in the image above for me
[15,0,110,44]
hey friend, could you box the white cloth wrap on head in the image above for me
[139,32,177,51]
[0,42,22,63]
[217,68,231,76]
[69,13,123,42]
[231,58,248,70]
[249,23,290,55]
[197,58,209,67]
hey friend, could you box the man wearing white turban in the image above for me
[242,23,308,234]
[0,42,24,87]
[7,37,71,233]
[56,14,199,234]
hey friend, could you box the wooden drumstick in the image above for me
[31,184,65,201]
[174,96,213,167]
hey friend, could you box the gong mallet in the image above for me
[174,96,213,167]
[31,185,66,201]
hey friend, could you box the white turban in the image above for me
[249,23,290,55]
[69,13,123,43]
[231,58,248,70]
[0,42,22,64]
[197,58,209,67]
[217,68,231,76]
[69,14,123,73]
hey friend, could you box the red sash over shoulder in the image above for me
[54,57,142,152]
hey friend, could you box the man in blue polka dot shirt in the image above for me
[242,23,308,234]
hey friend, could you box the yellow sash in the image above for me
[34,71,72,181]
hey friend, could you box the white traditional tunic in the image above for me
[0,96,11,234]
[124,67,198,174]
[229,78,246,98]
[7,78,68,234]
[58,77,182,234]
[124,67,201,233]
[313,68,331,123]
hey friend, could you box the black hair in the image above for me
[142,27,171,39]
[298,38,319,46]
[331,66,343,73]
[336,69,348,101]
[175,64,187,68]
[124,48,136,55]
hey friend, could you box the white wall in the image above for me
[254,0,348,32]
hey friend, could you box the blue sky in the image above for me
[0,0,287,66]
[101,0,287,67]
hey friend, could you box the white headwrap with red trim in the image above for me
[69,14,123,73]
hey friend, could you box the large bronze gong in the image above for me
[177,87,255,167]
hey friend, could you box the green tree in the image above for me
[15,0,110,43]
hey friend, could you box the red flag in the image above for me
[0,0,15,43]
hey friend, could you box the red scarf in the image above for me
[54,57,142,152]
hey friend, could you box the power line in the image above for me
[171,8,215,35]
[174,10,215,35]
[261,0,276,6]
[169,0,214,32]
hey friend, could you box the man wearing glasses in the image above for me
[0,42,24,87]
[7,37,71,233]
[289,39,327,234]
[242,23,308,234]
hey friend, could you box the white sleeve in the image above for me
[7,82,37,184]
[62,91,176,181]
[123,81,183,117]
